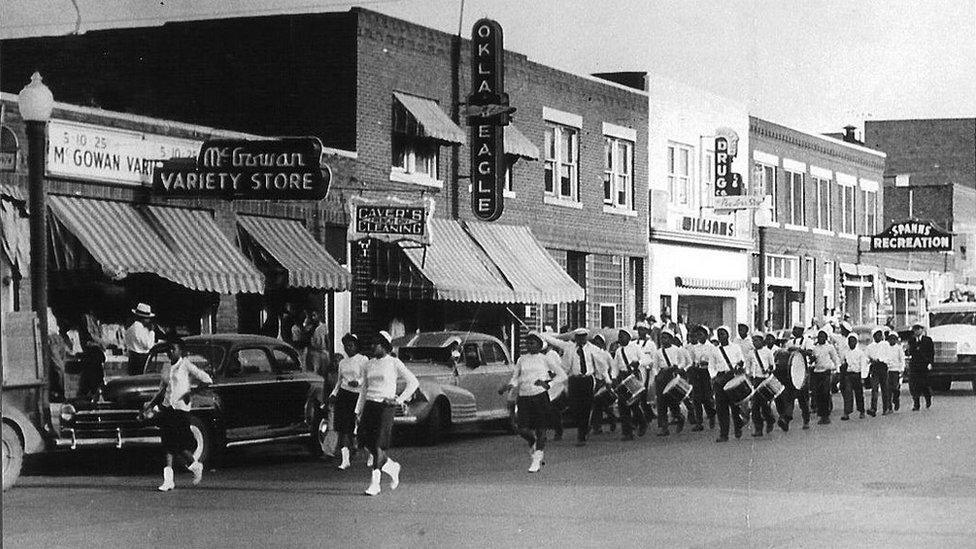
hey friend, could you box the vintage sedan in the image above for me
[392,331,515,444]
[53,334,327,464]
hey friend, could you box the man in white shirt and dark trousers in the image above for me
[885,332,905,413]
[612,328,648,440]
[125,303,158,376]
[865,329,890,416]
[775,326,812,431]
[542,328,608,447]
[709,326,745,442]
[634,321,658,422]
[747,334,777,437]
[809,329,840,424]
[839,334,867,420]
[652,331,687,436]
[685,326,716,431]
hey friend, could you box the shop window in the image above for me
[600,304,617,329]
[787,170,805,225]
[544,123,579,201]
[604,136,634,209]
[754,163,777,222]
[814,176,831,230]
[392,102,440,181]
[841,185,856,234]
[668,142,693,206]
[542,303,559,332]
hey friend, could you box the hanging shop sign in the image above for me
[151,137,331,200]
[46,119,200,186]
[869,220,953,252]
[347,195,435,246]
[0,126,18,172]
[712,127,762,210]
[680,216,734,237]
[464,18,514,222]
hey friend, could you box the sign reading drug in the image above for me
[870,220,953,252]
[713,127,746,209]
[347,195,434,246]
[151,137,331,200]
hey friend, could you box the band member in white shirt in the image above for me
[124,303,158,376]
[612,328,648,440]
[809,329,840,424]
[634,321,658,421]
[143,339,212,491]
[709,326,745,442]
[541,339,568,441]
[541,328,608,446]
[589,333,617,434]
[885,332,906,413]
[839,334,867,420]
[865,329,890,416]
[355,331,420,496]
[746,334,776,437]
[685,326,716,431]
[776,325,813,431]
[328,333,368,470]
[499,332,567,473]
[652,331,688,436]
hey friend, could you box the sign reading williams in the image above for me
[870,220,953,252]
[152,137,330,200]
[347,195,434,246]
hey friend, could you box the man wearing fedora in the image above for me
[125,303,158,376]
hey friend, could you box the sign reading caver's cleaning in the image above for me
[347,195,434,246]
[870,220,953,252]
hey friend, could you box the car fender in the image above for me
[419,381,476,423]
[2,404,45,454]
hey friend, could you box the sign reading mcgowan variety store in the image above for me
[151,137,330,199]
[870,220,953,252]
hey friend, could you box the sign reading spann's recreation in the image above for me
[870,220,953,252]
[151,137,330,200]
[347,195,434,246]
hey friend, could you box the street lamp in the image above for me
[18,72,54,345]
[753,165,773,331]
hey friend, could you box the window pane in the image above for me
[544,162,554,193]
[560,165,572,197]
[545,127,555,160]
[618,175,628,206]
[562,128,574,163]
[679,148,689,176]
[605,139,612,171]
[668,147,675,173]
[604,173,612,202]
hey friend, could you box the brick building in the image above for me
[864,118,976,291]
[750,117,951,329]
[1,8,649,351]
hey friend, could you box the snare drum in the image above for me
[615,374,646,406]
[723,375,754,405]
[663,375,693,402]
[593,381,616,408]
[789,351,808,389]
[756,375,785,402]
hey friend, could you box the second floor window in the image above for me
[841,184,856,234]
[667,143,692,206]
[787,170,805,225]
[392,101,440,180]
[755,162,777,222]
[862,189,877,233]
[604,137,634,209]
[814,176,831,230]
[544,123,579,201]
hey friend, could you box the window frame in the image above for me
[667,142,694,206]
[787,170,805,226]
[754,162,778,222]
[814,175,831,230]
[865,190,878,233]
[604,135,634,209]
[544,122,580,202]
[841,184,856,234]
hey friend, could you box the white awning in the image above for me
[885,268,926,283]
[839,263,878,277]
[393,92,466,144]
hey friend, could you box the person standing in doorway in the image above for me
[907,324,934,410]
[124,303,157,376]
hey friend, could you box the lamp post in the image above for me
[18,72,54,345]
[754,165,771,331]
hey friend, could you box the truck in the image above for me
[926,302,976,393]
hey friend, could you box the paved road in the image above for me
[5,388,976,548]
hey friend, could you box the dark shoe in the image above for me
[817,418,830,425]
[708,416,716,429]
[894,401,900,411]
[911,406,920,411]
[637,424,648,437]
[840,415,850,421]
[656,430,669,437]
[691,424,704,432]
[859,412,866,419]
[715,436,729,443]
[778,418,789,432]
[866,409,876,417]
[734,428,742,439]
[620,434,635,441]
[751,430,763,437]
[766,421,775,434]
[802,422,810,430]
[925,399,932,409]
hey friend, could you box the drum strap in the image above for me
[754,349,765,373]
[662,348,673,369]
[719,346,734,372]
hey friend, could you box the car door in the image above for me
[479,341,514,413]
[270,346,311,432]
[453,342,495,419]
[215,347,277,439]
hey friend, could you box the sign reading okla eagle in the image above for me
[870,220,953,252]
[151,137,331,200]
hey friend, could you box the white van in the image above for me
[927,302,976,392]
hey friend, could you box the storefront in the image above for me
[839,263,878,326]
[753,253,802,330]
[883,268,927,329]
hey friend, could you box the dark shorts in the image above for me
[358,400,395,452]
[517,392,551,430]
[333,388,359,434]
[157,407,195,454]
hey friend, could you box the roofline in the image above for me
[750,115,886,159]
[865,117,976,124]
[0,91,358,158]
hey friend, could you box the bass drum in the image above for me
[789,351,808,389]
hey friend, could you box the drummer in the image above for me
[745,333,777,437]
[634,321,658,422]
[652,330,688,436]
[776,325,813,431]
[611,328,648,440]
[708,326,746,442]
[685,326,716,431]
[541,328,609,446]
[810,329,840,425]
[589,333,617,434]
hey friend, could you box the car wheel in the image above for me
[2,423,24,492]
[309,412,337,458]
[419,400,447,446]
[932,379,952,392]
[188,415,215,466]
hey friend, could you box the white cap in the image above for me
[572,327,589,336]
[635,320,650,330]
[377,330,393,346]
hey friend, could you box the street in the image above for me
[4,388,975,548]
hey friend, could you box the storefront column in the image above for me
[350,238,377,337]
[215,293,238,333]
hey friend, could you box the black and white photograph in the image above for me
[1,1,975,547]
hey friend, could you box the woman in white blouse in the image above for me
[355,331,419,496]
[499,332,567,473]
[329,333,368,471]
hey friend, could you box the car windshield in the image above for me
[144,345,225,374]
[930,312,976,328]
[397,346,454,364]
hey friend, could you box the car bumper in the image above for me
[54,428,161,450]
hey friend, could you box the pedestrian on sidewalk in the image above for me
[329,333,367,470]
[355,331,419,496]
[499,332,566,472]
[143,338,212,491]
[907,324,934,410]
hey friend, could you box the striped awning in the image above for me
[839,263,878,278]
[393,92,466,144]
[504,125,539,160]
[237,215,351,291]
[48,196,263,294]
[0,183,26,202]
[675,276,746,291]
[463,222,584,304]
[885,268,926,283]
[399,219,515,303]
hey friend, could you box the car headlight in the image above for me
[406,388,427,404]
[60,404,76,423]
[960,341,975,355]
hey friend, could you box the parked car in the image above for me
[924,302,976,392]
[53,334,327,464]
[391,331,515,445]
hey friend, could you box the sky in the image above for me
[2,0,975,134]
